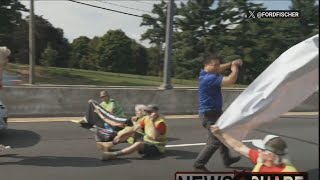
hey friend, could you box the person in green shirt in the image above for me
[98,90,125,117]
[80,90,125,129]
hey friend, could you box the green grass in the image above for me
[6,63,199,87]
[6,63,247,88]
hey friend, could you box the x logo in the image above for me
[248,11,255,18]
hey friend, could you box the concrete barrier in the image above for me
[0,86,318,117]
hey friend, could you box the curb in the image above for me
[8,112,318,123]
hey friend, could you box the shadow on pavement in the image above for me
[307,168,319,180]
[0,154,131,167]
[165,149,198,160]
[228,166,252,171]
[0,129,41,148]
[123,149,198,161]
[167,137,180,142]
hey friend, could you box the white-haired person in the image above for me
[0,46,11,154]
[95,104,147,151]
[211,125,298,172]
[0,46,11,88]
[100,104,167,160]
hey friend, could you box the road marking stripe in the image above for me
[165,140,258,148]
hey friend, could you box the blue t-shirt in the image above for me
[198,69,223,113]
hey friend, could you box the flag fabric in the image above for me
[216,34,319,140]
[91,100,128,123]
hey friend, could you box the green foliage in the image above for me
[2,0,319,86]
[40,43,58,66]
[97,30,133,73]
[0,0,27,48]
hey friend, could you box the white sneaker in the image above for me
[0,145,11,154]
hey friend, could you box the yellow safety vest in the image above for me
[252,162,298,172]
[143,117,167,153]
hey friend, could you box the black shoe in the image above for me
[193,166,210,172]
[224,156,241,167]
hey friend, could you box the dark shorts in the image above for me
[133,132,144,142]
[138,142,162,157]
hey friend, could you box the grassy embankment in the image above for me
[6,63,246,88]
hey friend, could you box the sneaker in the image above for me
[193,166,210,172]
[0,145,11,155]
[96,142,113,152]
[72,117,87,124]
[101,152,117,161]
[224,156,241,167]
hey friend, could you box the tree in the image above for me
[140,0,169,76]
[131,41,148,75]
[173,0,216,79]
[0,0,27,48]
[11,15,70,67]
[69,36,91,68]
[97,30,133,73]
[40,43,58,66]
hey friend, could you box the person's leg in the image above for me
[85,101,105,128]
[193,111,222,171]
[219,142,241,167]
[137,142,162,158]
[193,127,221,171]
[114,126,136,143]
[96,127,136,151]
[101,141,145,160]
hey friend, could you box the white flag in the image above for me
[216,34,319,140]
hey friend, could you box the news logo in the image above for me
[246,10,300,19]
[175,172,308,180]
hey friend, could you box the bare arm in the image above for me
[221,64,240,86]
[145,113,161,140]
[218,62,232,73]
[95,109,125,127]
[210,125,250,158]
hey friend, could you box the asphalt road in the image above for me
[0,116,318,180]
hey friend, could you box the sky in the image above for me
[19,0,293,47]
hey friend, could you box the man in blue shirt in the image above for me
[194,54,243,171]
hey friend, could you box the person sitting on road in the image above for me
[100,104,167,160]
[94,104,147,144]
[80,90,125,128]
[211,125,298,172]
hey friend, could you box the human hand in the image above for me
[131,116,138,122]
[88,99,94,103]
[150,113,159,121]
[232,59,243,67]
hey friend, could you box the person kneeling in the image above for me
[99,104,167,160]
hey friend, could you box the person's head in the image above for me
[144,104,159,116]
[0,46,11,68]
[99,90,110,102]
[252,135,289,166]
[203,54,222,74]
[134,104,147,118]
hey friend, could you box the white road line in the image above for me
[165,139,259,148]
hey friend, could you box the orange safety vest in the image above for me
[143,117,167,153]
[252,162,298,172]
